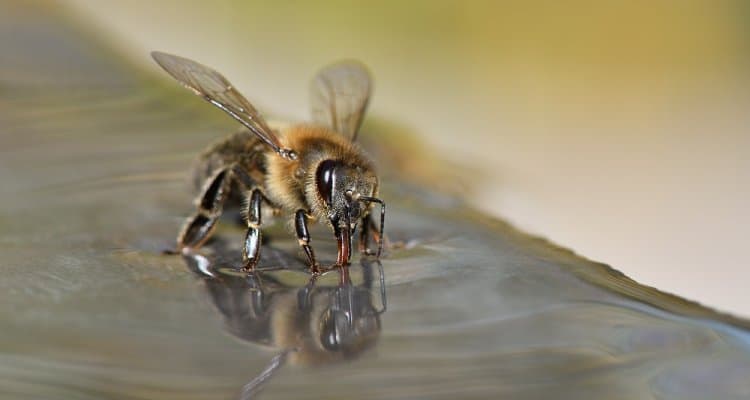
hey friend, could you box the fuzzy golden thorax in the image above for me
[264,125,378,228]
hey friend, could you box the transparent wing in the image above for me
[310,60,372,142]
[152,52,294,159]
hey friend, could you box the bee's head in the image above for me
[315,160,376,226]
[313,159,383,263]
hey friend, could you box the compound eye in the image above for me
[315,160,339,205]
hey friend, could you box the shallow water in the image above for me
[1,2,750,399]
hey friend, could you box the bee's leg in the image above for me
[241,189,264,271]
[358,213,373,255]
[176,168,230,251]
[231,165,280,271]
[358,214,385,256]
[295,209,320,274]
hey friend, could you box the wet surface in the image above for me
[2,2,750,399]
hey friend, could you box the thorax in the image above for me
[263,125,375,217]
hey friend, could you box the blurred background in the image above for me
[58,1,749,316]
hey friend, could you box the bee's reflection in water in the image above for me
[181,251,386,398]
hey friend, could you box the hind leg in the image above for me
[175,167,232,252]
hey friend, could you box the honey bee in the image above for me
[152,52,385,273]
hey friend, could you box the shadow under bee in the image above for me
[181,251,386,398]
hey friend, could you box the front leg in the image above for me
[358,213,385,257]
[176,168,231,251]
[358,213,374,256]
[294,209,320,274]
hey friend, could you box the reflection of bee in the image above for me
[181,253,386,397]
[152,52,385,273]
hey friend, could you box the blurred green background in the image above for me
[59,0,750,316]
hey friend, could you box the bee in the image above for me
[152,52,385,273]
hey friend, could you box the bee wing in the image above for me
[310,60,372,142]
[152,52,291,158]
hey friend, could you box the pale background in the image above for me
[60,1,749,316]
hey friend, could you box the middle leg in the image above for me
[241,189,264,271]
